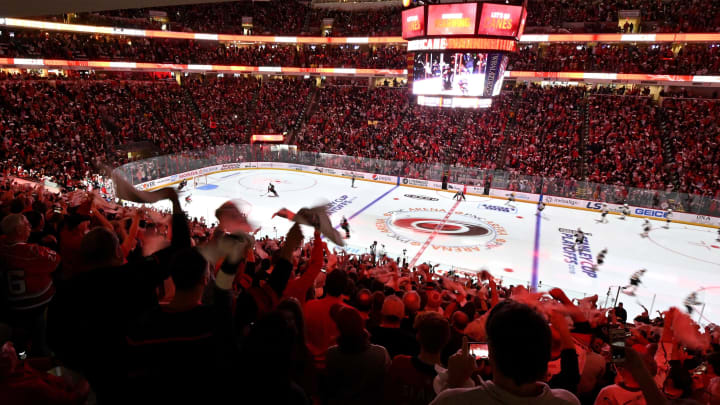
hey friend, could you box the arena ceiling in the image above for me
[0,0,235,18]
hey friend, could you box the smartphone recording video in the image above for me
[469,342,489,360]
[609,328,630,363]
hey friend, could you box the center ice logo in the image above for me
[376,208,508,251]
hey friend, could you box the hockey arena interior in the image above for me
[2,0,720,404]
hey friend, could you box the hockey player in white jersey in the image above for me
[664,208,673,229]
[684,291,702,315]
[641,219,652,237]
[598,203,609,223]
[536,201,545,216]
[622,269,646,296]
[574,228,585,250]
[619,204,630,220]
[505,192,516,207]
[592,248,608,272]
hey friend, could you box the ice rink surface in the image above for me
[158,169,720,323]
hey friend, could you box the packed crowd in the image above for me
[662,98,720,199]
[0,75,320,189]
[295,83,718,199]
[305,7,402,37]
[1,175,719,405]
[0,29,408,69]
[295,84,510,172]
[509,43,720,75]
[501,85,585,180]
[6,28,720,75]
[526,0,720,32]
[58,1,401,36]
[584,95,672,190]
[3,74,720,199]
[52,0,720,35]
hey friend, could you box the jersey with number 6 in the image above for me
[0,242,60,311]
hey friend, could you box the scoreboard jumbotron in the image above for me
[402,1,527,108]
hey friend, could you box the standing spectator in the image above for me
[124,247,237,403]
[242,311,312,405]
[442,311,470,367]
[47,188,187,402]
[304,269,348,368]
[615,303,628,324]
[370,295,420,358]
[0,214,60,356]
[593,346,656,405]
[385,312,450,405]
[325,305,390,405]
[401,290,422,333]
[431,301,580,404]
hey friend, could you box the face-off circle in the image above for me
[647,227,720,266]
[377,208,508,250]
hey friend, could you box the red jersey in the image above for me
[384,355,440,405]
[0,242,60,310]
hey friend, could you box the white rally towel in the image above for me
[293,205,345,247]
[273,205,345,247]
[215,200,255,233]
[198,231,255,265]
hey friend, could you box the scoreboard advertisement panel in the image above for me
[401,6,426,39]
[477,3,524,38]
[426,3,478,36]
[402,2,527,40]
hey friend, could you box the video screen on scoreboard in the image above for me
[412,52,489,97]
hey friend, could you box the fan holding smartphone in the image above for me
[469,342,489,360]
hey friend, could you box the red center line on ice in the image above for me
[408,197,462,269]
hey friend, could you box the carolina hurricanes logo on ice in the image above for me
[376,208,508,250]
[391,218,490,236]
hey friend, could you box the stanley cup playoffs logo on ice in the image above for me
[559,228,597,278]
[376,208,508,251]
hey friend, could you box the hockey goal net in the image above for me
[192,175,208,188]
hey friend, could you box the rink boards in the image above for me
[134,161,720,228]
